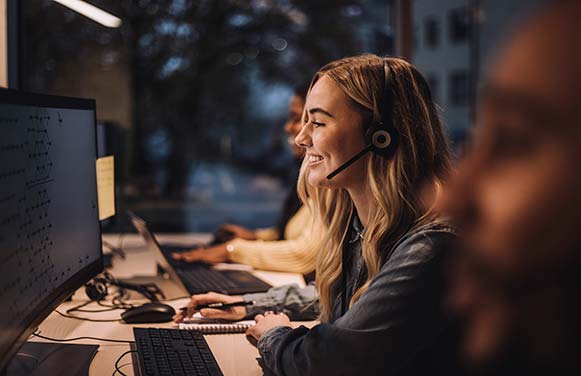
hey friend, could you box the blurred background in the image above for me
[12,0,541,233]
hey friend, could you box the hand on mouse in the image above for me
[173,292,246,322]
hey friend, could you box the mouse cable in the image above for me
[161,295,191,302]
[31,331,133,344]
[113,350,137,376]
[65,299,132,313]
[54,309,122,322]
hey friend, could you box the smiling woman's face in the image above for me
[295,75,368,189]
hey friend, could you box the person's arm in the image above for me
[254,227,280,241]
[174,283,319,323]
[243,283,319,321]
[227,205,317,273]
[227,238,317,274]
[257,229,456,376]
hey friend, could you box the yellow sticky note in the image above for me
[96,156,116,220]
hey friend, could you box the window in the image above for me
[448,7,471,44]
[20,0,395,232]
[449,70,469,106]
[424,16,439,48]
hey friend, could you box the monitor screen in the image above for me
[0,89,103,371]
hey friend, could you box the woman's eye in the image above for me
[312,121,325,128]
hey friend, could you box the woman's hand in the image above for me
[173,292,246,322]
[246,311,292,343]
[171,243,229,263]
[218,224,257,241]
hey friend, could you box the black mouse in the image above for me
[121,303,176,324]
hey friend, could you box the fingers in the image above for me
[186,292,229,317]
[172,250,200,262]
[199,308,235,320]
[245,325,260,343]
[182,252,202,263]
[219,224,236,232]
[173,310,184,323]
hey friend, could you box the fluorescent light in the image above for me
[53,0,122,28]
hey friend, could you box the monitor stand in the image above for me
[4,342,99,376]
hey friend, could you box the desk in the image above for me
[31,234,310,376]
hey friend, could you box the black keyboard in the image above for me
[161,245,272,295]
[176,267,236,294]
[134,328,223,376]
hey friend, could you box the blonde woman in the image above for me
[176,55,460,374]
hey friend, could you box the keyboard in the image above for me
[133,328,223,376]
[176,267,236,294]
[161,245,272,295]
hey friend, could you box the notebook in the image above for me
[178,320,254,334]
[177,312,254,334]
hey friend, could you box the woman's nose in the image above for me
[295,124,312,148]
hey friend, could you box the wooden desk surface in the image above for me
[31,234,310,376]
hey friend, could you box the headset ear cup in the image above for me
[85,281,108,301]
[372,129,392,150]
[367,123,398,158]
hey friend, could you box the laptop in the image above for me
[128,212,272,296]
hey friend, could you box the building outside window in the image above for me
[424,16,439,48]
[449,70,469,106]
[426,73,439,103]
[448,6,470,44]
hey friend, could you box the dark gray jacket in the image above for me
[245,218,462,376]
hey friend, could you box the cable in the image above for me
[54,309,122,322]
[66,300,93,314]
[113,350,136,376]
[115,362,133,375]
[162,295,191,302]
[32,331,133,344]
[102,239,127,259]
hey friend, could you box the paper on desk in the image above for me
[96,156,115,220]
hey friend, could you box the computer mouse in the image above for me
[121,303,176,324]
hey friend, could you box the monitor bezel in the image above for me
[0,88,104,372]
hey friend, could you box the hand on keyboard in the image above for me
[172,244,229,264]
[216,224,257,241]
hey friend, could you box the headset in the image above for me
[338,59,399,316]
[85,273,165,303]
[85,279,109,301]
[326,59,399,180]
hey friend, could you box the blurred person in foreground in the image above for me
[172,85,320,276]
[440,0,581,373]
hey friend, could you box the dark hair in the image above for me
[293,80,311,101]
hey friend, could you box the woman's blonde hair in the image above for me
[298,55,451,322]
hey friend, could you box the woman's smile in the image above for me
[307,153,325,166]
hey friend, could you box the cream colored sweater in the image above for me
[226,204,317,274]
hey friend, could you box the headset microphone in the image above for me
[326,144,373,180]
[326,123,396,180]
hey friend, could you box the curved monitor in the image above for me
[0,89,103,372]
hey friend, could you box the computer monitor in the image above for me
[0,89,103,372]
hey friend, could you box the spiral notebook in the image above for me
[178,320,255,334]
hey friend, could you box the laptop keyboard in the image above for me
[134,327,223,376]
[176,267,237,295]
[161,245,272,295]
